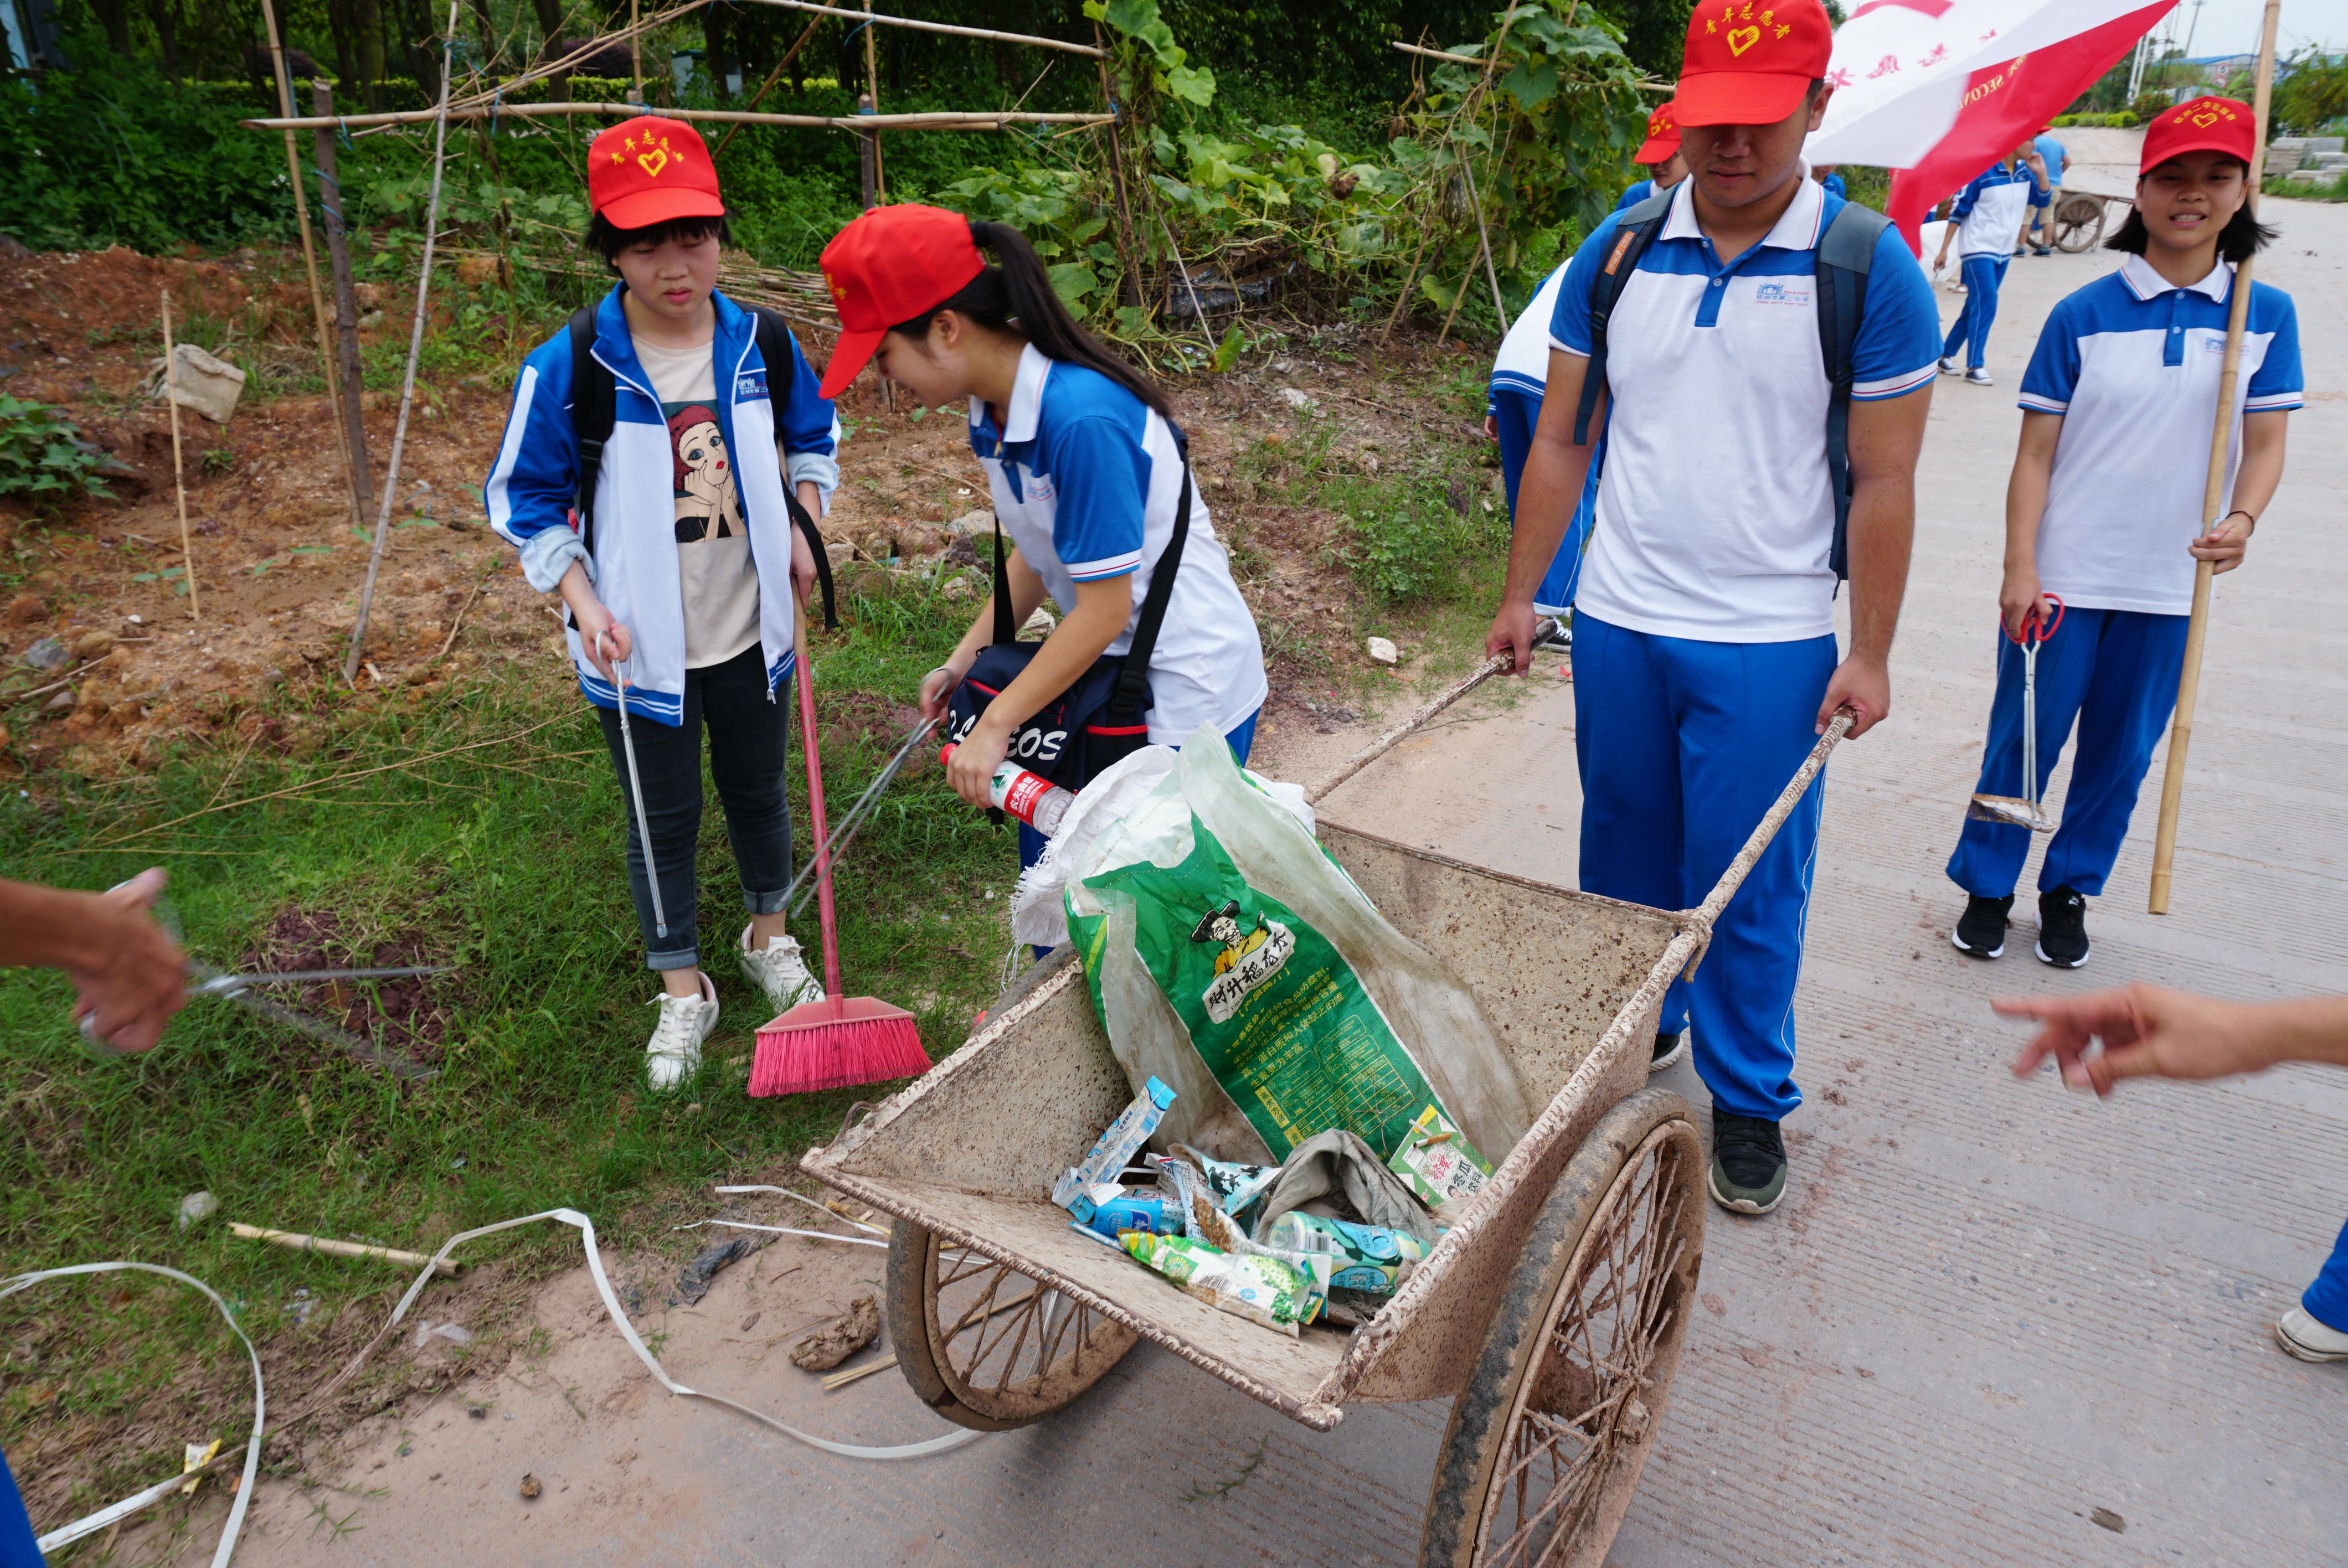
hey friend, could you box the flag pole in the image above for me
[2146,0,2282,915]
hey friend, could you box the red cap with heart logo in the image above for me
[815,204,988,399]
[1676,0,1833,128]
[1634,99,1682,163]
[2140,96,2256,173]
[587,116,725,230]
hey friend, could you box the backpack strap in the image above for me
[567,303,615,559]
[750,304,838,631]
[1813,201,1893,585]
[1105,426,1194,729]
[1572,186,1676,447]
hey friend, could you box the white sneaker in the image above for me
[1938,355,1960,375]
[2276,1305,2348,1363]
[1965,367,1994,386]
[740,923,823,1015]
[645,972,718,1091]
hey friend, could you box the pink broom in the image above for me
[748,625,929,1096]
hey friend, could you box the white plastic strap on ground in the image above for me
[714,1183,890,1234]
[391,1208,984,1462]
[675,1218,888,1250]
[0,1261,263,1562]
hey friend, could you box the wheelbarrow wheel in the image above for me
[2052,192,2106,253]
[886,1219,1138,1431]
[1419,1086,1705,1568]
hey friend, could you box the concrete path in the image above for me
[216,202,2348,1567]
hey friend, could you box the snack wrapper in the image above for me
[1069,1183,1182,1239]
[1121,1233,1318,1335]
[1178,1146,1282,1222]
[1263,1211,1430,1295]
[1052,1076,1177,1210]
[1385,1103,1492,1211]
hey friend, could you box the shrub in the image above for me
[0,398,115,509]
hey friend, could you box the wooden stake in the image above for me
[2147,0,2282,915]
[231,1222,462,1275]
[311,79,375,525]
[862,0,884,202]
[344,0,462,687]
[159,293,199,622]
[630,0,643,104]
[258,0,362,529]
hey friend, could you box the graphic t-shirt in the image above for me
[634,336,761,669]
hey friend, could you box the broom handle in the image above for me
[2147,0,2281,916]
[794,622,845,1018]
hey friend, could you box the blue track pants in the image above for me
[1491,386,1592,617]
[2306,1215,2348,1333]
[1573,614,1836,1122]
[1941,254,2009,369]
[1945,607,2187,899]
[0,1447,36,1568]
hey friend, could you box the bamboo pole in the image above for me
[1392,40,1483,65]
[244,104,1115,131]
[311,79,375,525]
[734,0,1101,57]
[344,0,462,687]
[440,0,708,114]
[862,0,884,202]
[2146,0,2282,915]
[630,0,643,104]
[258,0,363,529]
[231,1223,463,1275]
[710,11,826,158]
[158,293,199,622]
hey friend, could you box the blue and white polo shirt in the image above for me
[970,344,1266,745]
[2020,252,2303,616]
[1548,174,1939,642]
[1949,161,2035,257]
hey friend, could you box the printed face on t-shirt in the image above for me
[666,401,743,543]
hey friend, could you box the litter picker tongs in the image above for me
[1966,594,2064,833]
[784,713,939,919]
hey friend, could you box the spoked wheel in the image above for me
[2053,192,2107,253]
[1420,1087,1705,1568]
[886,1219,1138,1431]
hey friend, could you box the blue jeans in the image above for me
[1942,254,2009,369]
[1016,708,1261,873]
[1490,385,1593,617]
[2307,1215,2348,1332]
[1572,613,1836,1122]
[1945,607,2187,899]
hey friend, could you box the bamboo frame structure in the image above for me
[2146,0,2283,915]
[732,0,1102,57]
[244,104,1113,131]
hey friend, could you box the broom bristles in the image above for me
[749,995,928,1097]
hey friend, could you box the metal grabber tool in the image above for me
[599,628,667,938]
[1967,594,2064,833]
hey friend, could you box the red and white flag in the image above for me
[1804,0,2176,250]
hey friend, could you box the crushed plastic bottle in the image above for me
[939,744,1075,836]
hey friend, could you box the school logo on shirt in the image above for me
[1753,281,1811,305]
[734,370,770,401]
[1025,473,1056,503]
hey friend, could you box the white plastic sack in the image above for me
[1064,724,1532,1169]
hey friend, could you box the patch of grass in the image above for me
[0,572,1019,1528]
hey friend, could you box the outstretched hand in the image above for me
[1997,984,2277,1096]
[67,868,188,1055]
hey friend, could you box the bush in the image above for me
[2050,111,2139,128]
[0,397,116,509]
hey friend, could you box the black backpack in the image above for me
[1571,189,1894,583]
[565,302,837,630]
[943,429,1196,795]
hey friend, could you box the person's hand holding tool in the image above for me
[0,869,190,1054]
[2190,510,2254,574]
[918,657,969,726]
[1484,600,1539,676]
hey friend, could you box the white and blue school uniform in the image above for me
[487,285,840,721]
[1487,259,1587,616]
[972,344,1267,868]
[1942,160,2035,369]
[1548,173,1939,1122]
[1947,254,2302,899]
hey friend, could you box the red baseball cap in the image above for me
[2140,96,2256,173]
[588,116,724,230]
[816,204,987,399]
[1676,0,1834,128]
[1634,99,1682,163]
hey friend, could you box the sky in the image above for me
[2158,0,2348,58]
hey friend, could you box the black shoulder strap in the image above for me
[991,512,1016,646]
[751,305,837,631]
[1572,186,1676,447]
[567,303,615,558]
[1814,201,1892,584]
[1105,426,1193,726]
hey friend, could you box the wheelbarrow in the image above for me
[802,655,1850,1568]
[2048,190,2117,252]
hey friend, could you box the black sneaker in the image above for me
[2036,885,2089,968]
[1650,1031,1686,1072]
[1709,1112,1786,1215]
[1950,894,2014,959]
[1532,619,1573,651]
